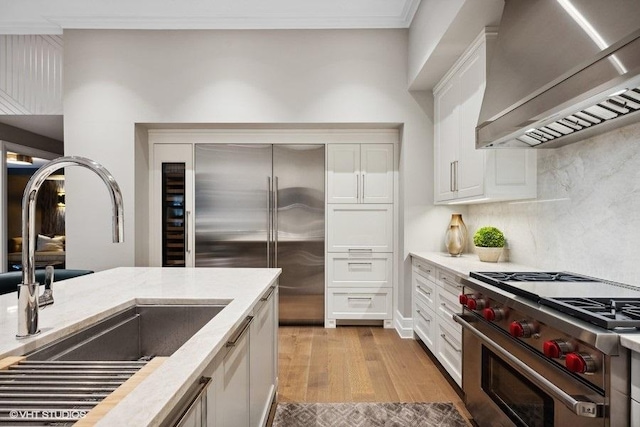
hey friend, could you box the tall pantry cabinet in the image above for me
[326,143,395,328]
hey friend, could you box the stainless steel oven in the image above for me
[455,271,638,427]
[456,313,608,427]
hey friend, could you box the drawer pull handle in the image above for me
[416,309,431,322]
[349,248,373,252]
[418,266,432,274]
[348,297,373,301]
[417,286,431,296]
[440,333,462,353]
[348,262,373,267]
[226,316,253,347]
[260,285,276,302]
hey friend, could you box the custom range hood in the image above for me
[477,0,640,148]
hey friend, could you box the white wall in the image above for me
[63,29,455,315]
[467,121,640,284]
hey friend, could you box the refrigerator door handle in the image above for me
[267,176,272,268]
[274,176,279,268]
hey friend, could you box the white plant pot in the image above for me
[475,246,503,263]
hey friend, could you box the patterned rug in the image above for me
[272,402,469,427]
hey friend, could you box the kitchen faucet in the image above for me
[16,156,124,338]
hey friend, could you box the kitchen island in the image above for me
[0,267,280,426]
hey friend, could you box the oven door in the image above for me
[454,314,606,427]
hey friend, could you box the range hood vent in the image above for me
[476,0,640,149]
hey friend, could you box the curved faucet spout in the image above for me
[17,156,124,338]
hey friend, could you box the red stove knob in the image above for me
[565,352,597,374]
[543,340,574,358]
[466,298,486,310]
[459,294,468,305]
[483,307,504,322]
[509,321,534,338]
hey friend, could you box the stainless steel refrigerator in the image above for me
[194,144,325,325]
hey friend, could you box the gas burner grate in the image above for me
[472,271,598,283]
[541,297,640,329]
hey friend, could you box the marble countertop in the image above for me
[410,252,640,354]
[0,267,280,426]
[409,251,539,277]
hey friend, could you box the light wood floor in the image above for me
[278,326,471,421]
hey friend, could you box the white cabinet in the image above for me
[433,28,536,205]
[327,205,393,253]
[327,144,393,204]
[632,351,640,427]
[411,257,463,387]
[206,285,278,427]
[211,317,251,427]
[326,143,394,328]
[250,286,278,427]
[328,253,392,288]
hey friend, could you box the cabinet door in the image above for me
[456,44,486,200]
[213,320,251,427]
[361,144,393,203]
[327,205,393,252]
[327,144,360,203]
[250,287,277,427]
[151,144,194,267]
[434,80,459,202]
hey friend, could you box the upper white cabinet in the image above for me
[327,144,394,204]
[433,29,536,204]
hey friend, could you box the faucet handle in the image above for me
[39,265,54,308]
[44,265,54,291]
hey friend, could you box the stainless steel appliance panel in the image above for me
[194,144,325,325]
[459,314,607,427]
[194,144,272,268]
[273,145,325,325]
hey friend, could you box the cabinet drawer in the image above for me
[328,253,391,288]
[436,286,463,332]
[414,299,436,353]
[436,316,462,387]
[437,270,463,296]
[327,205,393,252]
[413,272,436,312]
[412,258,436,282]
[327,288,392,320]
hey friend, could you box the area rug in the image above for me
[272,402,469,427]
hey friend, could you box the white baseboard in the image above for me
[394,310,414,339]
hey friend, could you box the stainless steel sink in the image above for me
[27,304,226,361]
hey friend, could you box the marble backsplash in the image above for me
[466,120,640,285]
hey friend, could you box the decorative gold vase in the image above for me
[445,214,467,257]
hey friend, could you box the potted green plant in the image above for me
[473,226,505,262]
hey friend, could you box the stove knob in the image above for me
[509,321,534,338]
[543,340,574,359]
[459,294,468,305]
[565,352,597,374]
[482,307,504,322]
[466,298,487,311]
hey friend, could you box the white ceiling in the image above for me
[0,0,422,34]
[0,116,64,141]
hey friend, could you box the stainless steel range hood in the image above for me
[476,0,640,149]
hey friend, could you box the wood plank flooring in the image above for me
[278,326,471,422]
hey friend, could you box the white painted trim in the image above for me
[148,128,400,145]
[394,309,414,339]
[433,27,497,95]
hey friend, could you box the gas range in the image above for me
[457,271,640,427]
[470,271,640,330]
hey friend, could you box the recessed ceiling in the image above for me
[0,0,422,34]
[0,116,64,141]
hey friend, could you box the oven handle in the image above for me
[453,314,605,419]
